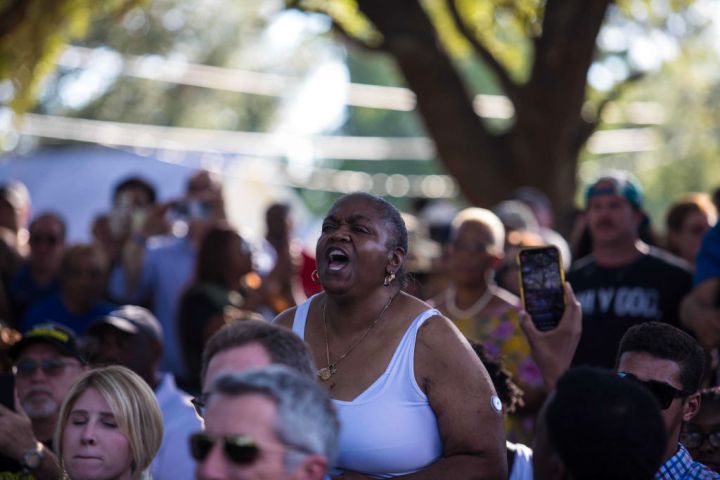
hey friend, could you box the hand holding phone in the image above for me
[519,283,582,390]
[518,246,566,331]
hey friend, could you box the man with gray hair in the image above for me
[192,365,339,480]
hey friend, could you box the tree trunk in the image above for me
[356,0,613,225]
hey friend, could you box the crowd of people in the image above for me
[0,168,719,479]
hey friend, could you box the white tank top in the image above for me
[292,296,443,478]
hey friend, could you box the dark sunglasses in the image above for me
[617,371,692,410]
[451,240,494,254]
[189,433,265,465]
[14,358,78,377]
[29,234,61,247]
[681,429,720,449]
[189,432,311,466]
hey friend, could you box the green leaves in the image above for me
[0,0,143,113]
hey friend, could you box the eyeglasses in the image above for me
[29,234,61,247]
[191,392,211,418]
[681,429,720,449]
[617,371,693,410]
[13,358,79,378]
[451,240,494,254]
[189,432,309,466]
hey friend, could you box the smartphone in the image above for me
[0,373,15,411]
[171,200,209,220]
[517,246,566,331]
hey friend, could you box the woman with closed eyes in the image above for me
[54,366,163,480]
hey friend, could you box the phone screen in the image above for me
[518,246,565,331]
[0,373,15,411]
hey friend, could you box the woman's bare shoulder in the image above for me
[272,307,298,329]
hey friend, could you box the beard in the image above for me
[22,390,59,419]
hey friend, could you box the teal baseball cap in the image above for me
[585,172,643,209]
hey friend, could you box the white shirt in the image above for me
[151,373,203,480]
[508,441,533,480]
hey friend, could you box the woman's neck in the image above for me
[453,282,491,308]
[324,289,400,336]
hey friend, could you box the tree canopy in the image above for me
[288,0,704,222]
[0,0,143,113]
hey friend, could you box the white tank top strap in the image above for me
[291,294,318,339]
[384,308,440,398]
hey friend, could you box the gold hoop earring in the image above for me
[311,270,320,284]
[384,272,396,286]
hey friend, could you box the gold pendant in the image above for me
[317,365,336,381]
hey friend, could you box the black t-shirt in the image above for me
[568,248,693,369]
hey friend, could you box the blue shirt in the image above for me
[9,262,61,316]
[695,223,720,285]
[109,235,195,379]
[656,444,720,479]
[151,372,202,480]
[22,294,116,334]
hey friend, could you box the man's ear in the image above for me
[683,392,701,422]
[632,208,644,231]
[150,339,164,364]
[294,454,327,480]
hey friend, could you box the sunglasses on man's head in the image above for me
[617,371,693,410]
[13,358,77,378]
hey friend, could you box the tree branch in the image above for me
[285,0,385,52]
[327,17,386,53]
[446,0,519,102]
[574,71,645,149]
[0,0,30,40]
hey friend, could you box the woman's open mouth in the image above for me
[327,248,350,271]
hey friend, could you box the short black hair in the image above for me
[616,322,705,393]
[112,176,157,205]
[469,340,524,413]
[546,367,666,480]
[334,192,409,285]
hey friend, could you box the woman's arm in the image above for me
[402,314,508,480]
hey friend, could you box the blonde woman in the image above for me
[54,366,163,480]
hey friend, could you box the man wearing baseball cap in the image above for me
[0,322,87,478]
[568,171,693,369]
[85,305,201,480]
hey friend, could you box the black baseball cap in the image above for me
[9,322,85,363]
[88,305,163,345]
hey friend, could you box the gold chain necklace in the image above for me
[317,293,397,381]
